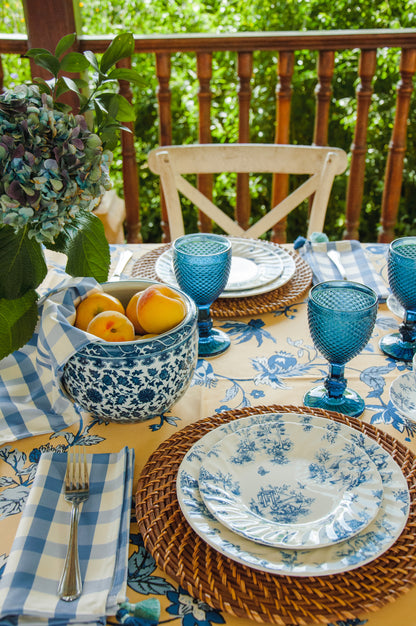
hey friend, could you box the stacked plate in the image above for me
[176,411,410,576]
[155,236,296,298]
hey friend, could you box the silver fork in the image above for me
[58,446,89,601]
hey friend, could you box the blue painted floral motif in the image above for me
[166,586,225,626]
[250,483,315,523]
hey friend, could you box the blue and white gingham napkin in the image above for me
[298,239,389,301]
[0,278,104,444]
[0,446,134,625]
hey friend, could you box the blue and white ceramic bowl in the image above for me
[62,279,198,423]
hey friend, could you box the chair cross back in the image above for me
[147,143,348,241]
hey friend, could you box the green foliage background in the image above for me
[1,0,415,242]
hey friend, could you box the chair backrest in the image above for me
[147,143,348,241]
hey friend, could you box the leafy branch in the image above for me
[24,32,143,150]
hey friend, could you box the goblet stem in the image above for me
[400,310,416,344]
[324,363,347,399]
[197,305,213,338]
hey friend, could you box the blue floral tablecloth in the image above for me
[1,243,414,626]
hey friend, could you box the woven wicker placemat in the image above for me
[131,244,312,318]
[136,404,416,626]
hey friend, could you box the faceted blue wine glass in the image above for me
[379,236,416,361]
[173,233,232,357]
[304,280,378,418]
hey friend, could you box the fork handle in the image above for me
[58,502,82,601]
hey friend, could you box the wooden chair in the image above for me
[147,143,348,241]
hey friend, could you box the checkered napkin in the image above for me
[298,239,389,301]
[0,278,104,444]
[0,446,134,625]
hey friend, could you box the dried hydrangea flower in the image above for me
[0,85,112,244]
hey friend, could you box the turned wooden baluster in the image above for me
[314,51,335,147]
[379,48,416,243]
[117,57,142,243]
[197,52,213,234]
[236,51,253,231]
[0,55,3,92]
[271,51,294,243]
[344,49,377,241]
[156,52,172,241]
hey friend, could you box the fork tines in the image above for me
[66,446,89,490]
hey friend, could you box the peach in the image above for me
[125,292,146,334]
[130,284,187,335]
[75,292,125,331]
[87,310,135,342]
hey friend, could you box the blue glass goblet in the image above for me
[173,233,232,357]
[379,236,416,361]
[304,280,378,418]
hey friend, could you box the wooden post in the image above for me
[156,52,172,242]
[22,0,80,111]
[344,49,377,240]
[271,51,294,243]
[379,48,416,243]
[237,51,253,231]
[197,52,213,233]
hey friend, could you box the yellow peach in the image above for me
[125,291,146,334]
[134,284,187,335]
[87,310,135,342]
[75,292,125,331]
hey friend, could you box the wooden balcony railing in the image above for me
[1,23,416,244]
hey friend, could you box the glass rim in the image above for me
[309,279,378,311]
[390,236,416,256]
[173,233,232,256]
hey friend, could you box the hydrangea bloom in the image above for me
[0,84,112,243]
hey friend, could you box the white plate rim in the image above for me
[176,411,410,577]
[390,371,416,421]
[198,421,383,549]
[155,237,296,298]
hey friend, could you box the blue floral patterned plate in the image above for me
[390,371,416,422]
[198,421,383,549]
[176,412,410,576]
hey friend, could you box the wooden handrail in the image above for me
[1,28,416,243]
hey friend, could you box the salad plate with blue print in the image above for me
[176,412,410,576]
[390,371,416,422]
[197,421,383,549]
[155,237,296,298]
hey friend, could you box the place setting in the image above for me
[135,403,416,625]
[132,234,313,318]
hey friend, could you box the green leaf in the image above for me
[58,211,110,282]
[83,50,100,72]
[97,93,136,122]
[99,127,119,151]
[60,52,90,73]
[100,33,135,74]
[54,76,72,99]
[24,48,50,58]
[33,77,53,95]
[60,75,82,95]
[54,33,76,58]
[107,68,144,85]
[0,291,39,360]
[30,52,61,77]
[0,225,47,300]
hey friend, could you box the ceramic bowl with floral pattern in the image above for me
[62,280,198,422]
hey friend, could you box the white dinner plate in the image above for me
[155,237,296,298]
[390,371,416,422]
[387,294,404,319]
[198,421,383,549]
[176,412,410,577]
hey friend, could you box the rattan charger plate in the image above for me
[136,404,416,626]
[131,244,312,318]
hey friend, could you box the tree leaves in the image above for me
[55,211,111,282]
[0,225,47,300]
[0,290,39,360]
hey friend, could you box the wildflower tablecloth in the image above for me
[1,242,415,626]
